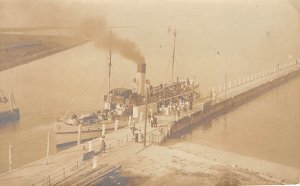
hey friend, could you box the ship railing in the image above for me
[135,85,199,106]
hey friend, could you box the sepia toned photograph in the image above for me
[0,0,300,185]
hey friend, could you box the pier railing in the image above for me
[214,61,300,100]
[31,159,86,186]
[30,134,133,186]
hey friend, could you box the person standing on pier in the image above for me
[150,116,154,127]
[131,119,137,138]
[134,129,139,142]
[138,129,143,142]
[100,136,106,153]
[153,114,158,128]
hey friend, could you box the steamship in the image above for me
[55,30,199,134]
[55,63,199,134]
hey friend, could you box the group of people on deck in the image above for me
[158,98,192,118]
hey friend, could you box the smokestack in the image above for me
[136,63,146,95]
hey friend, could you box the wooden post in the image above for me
[88,141,92,152]
[144,88,149,147]
[224,73,227,99]
[8,145,12,171]
[9,94,13,112]
[46,133,50,158]
[1,90,4,102]
[77,124,82,146]
[11,92,16,106]
[102,124,106,136]
[114,120,119,131]
[139,112,143,122]
[128,116,132,126]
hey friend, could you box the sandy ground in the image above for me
[121,142,300,186]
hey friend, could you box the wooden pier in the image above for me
[0,61,299,185]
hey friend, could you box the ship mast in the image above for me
[106,26,135,93]
[108,30,112,95]
[171,27,177,82]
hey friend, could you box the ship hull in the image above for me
[55,120,126,134]
[55,131,101,147]
[55,121,128,146]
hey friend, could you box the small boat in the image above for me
[0,90,20,125]
[55,111,127,134]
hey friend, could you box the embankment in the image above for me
[122,142,300,186]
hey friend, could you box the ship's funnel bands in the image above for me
[0,0,145,64]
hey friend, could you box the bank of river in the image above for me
[122,142,300,186]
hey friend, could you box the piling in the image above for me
[139,112,143,122]
[8,145,12,171]
[1,90,4,101]
[9,94,13,112]
[102,124,106,136]
[115,120,119,131]
[88,141,92,152]
[128,116,132,126]
[11,92,16,106]
[46,133,50,158]
[77,124,82,146]
[92,156,97,169]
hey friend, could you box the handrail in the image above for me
[30,134,132,186]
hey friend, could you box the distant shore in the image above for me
[0,33,86,72]
[121,142,300,186]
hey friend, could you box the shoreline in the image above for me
[121,142,300,186]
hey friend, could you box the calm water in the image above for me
[0,0,300,174]
[182,76,300,169]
